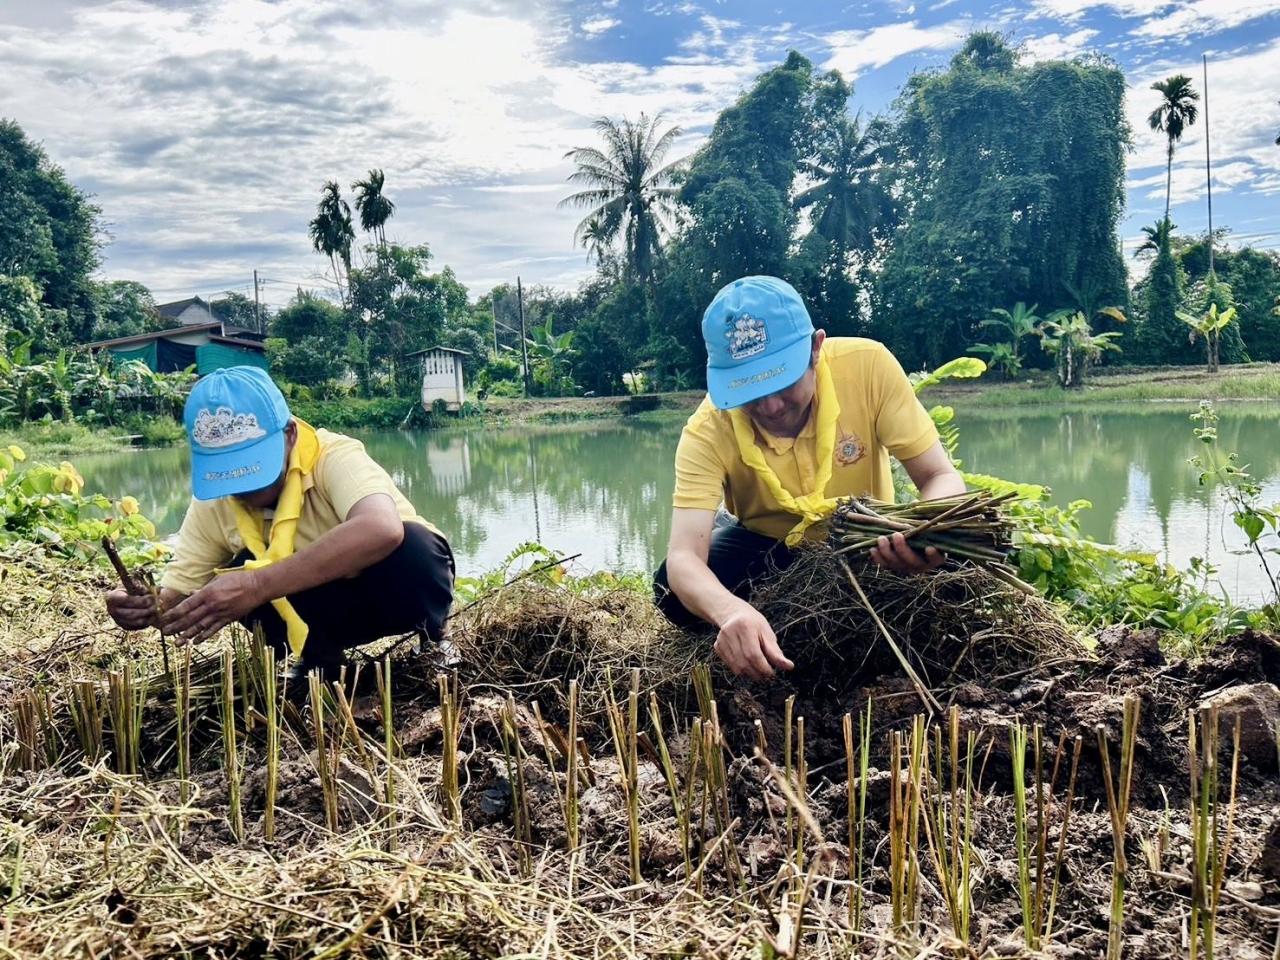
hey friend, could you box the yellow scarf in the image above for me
[729,352,841,546]
[219,418,321,658]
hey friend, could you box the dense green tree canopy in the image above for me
[874,35,1130,369]
[89,280,159,341]
[0,118,102,347]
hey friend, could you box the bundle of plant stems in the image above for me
[829,491,1033,594]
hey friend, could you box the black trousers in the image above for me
[234,522,455,667]
[652,515,795,627]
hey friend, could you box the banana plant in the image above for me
[1176,302,1237,374]
[970,302,1042,377]
[525,317,577,395]
[1036,310,1122,388]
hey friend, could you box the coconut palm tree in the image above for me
[1147,75,1199,222]
[579,216,611,267]
[308,181,355,303]
[561,114,683,286]
[352,169,395,248]
[794,114,889,259]
[1135,217,1175,258]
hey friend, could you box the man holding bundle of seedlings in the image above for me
[105,366,455,680]
[655,276,965,680]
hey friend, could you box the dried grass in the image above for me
[752,545,1087,691]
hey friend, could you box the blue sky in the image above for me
[2,0,1278,309]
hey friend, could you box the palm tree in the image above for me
[1148,75,1199,222]
[795,114,889,259]
[579,215,611,266]
[561,114,683,286]
[308,181,355,303]
[1135,217,1175,258]
[352,169,395,248]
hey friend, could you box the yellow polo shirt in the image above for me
[672,338,939,541]
[160,429,437,595]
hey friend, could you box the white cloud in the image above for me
[1124,38,1280,218]
[1030,0,1171,21]
[0,0,769,303]
[581,16,620,36]
[1130,0,1280,39]
[678,14,741,53]
[1030,0,1280,38]
[822,20,970,78]
[1020,28,1098,62]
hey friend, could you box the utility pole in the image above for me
[491,295,499,359]
[517,275,531,397]
[1203,53,1214,277]
[253,269,262,334]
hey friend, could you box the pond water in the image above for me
[75,403,1280,601]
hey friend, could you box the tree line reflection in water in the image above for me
[74,406,1280,597]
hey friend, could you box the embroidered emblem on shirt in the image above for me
[725,313,769,360]
[835,429,864,467]
[191,407,267,449]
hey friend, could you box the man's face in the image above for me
[234,421,297,509]
[739,332,825,437]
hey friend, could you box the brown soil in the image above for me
[3,563,1280,958]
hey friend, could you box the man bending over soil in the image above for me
[106,366,454,679]
[655,276,965,680]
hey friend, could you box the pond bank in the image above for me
[6,361,1276,456]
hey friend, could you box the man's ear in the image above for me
[811,329,827,366]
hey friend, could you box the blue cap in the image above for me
[702,276,815,410]
[183,366,291,501]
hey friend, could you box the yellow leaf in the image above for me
[120,496,140,516]
[7,445,25,462]
[0,469,7,485]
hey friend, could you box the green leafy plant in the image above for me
[970,302,1042,378]
[1177,303,1237,374]
[0,444,162,567]
[1188,401,1280,606]
[1036,310,1122,388]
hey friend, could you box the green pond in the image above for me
[75,403,1280,601]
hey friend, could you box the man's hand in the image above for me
[714,602,795,680]
[160,571,265,645]
[106,588,158,631]
[870,532,945,575]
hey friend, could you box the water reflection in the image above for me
[960,404,1280,600]
[73,404,1280,599]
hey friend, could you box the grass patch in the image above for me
[0,416,186,458]
[943,364,1280,408]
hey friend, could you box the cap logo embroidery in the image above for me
[725,312,768,361]
[192,407,267,449]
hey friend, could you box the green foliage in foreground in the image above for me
[908,363,1277,653]
[453,542,650,607]
[0,443,162,569]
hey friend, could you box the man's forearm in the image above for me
[251,516,403,603]
[666,551,748,628]
[918,470,966,501]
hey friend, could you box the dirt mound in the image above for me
[3,572,1279,958]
